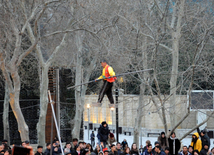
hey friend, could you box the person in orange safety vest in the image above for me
[95,59,116,105]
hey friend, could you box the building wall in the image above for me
[83,94,212,130]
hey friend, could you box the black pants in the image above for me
[98,80,114,104]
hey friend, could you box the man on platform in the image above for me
[95,60,116,105]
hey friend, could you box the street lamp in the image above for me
[87,104,90,140]
[111,107,114,131]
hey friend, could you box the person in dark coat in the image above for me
[164,147,170,155]
[109,144,118,155]
[91,131,96,148]
[154,146,166,155]
[144,144,153,155]
[44,143,51,155]
[200,143,209,155]
[35,146,44,155]
[168,132,181,155]
[130,143,139,155]
[98,121,110,147]
[158,132,168,150]
[122,139,128,150]
[197,128,210,149]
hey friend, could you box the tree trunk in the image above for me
[10,70,29,141]
[37,65,49,147]
[3,83,10,144]
[133,84,145,147]
[169,0,185,129]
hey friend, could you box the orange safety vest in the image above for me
[105,65,116,83]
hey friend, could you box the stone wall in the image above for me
[83,94,213,130]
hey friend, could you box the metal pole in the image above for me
[48,91,64,155]
[56,69,60,131]
[67,69,153,89]
[115,89,119,142]
[140,128,142,147]
[112,110,113,131]
[88,108,90,140]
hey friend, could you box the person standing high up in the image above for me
[95,60,116,105]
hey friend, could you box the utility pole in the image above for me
[115,89,119,142]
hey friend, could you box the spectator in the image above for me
[179,146,190,155]
[124,147,131,155]
[25,140,30,147]
[154,146,165,155]
[199,143,209,155]
[152,142,160,154]
[143,140,151,152]
[190,132,202,152]
[108,133,116,147]
[158,132,168,150]
[109,144,118,155]
[104,149,109,155]
[52,141,62,155]
[144,144,153,155]
[98,121,110,148]
[122,139,128,150]
[3,150,9,155]
[91,131,96,148]
[168,132,181,155]
[197,128,210,149]
[71,138,79,151]
[86,143,93,153]
[164,147,170,155]
[44,143,51,155]
[193,150,199,155]
[188,146,193,155]
[209,148,214,155]
[1,140,11,150]
[139,145,143,154]
[116,142,123,155]
[99,152,104,155]
[94,144,101,155]
[35,146,44,155]
[64,142,72,154]
[130,143,139,155]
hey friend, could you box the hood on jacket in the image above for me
[192,132,199,138]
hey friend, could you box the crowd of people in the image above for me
[0,121,213,155]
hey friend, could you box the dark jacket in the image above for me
[200,149,209,155]
[144,150,153,155]
[168,137,181,155]
[117,149,123,155]
[109,150,118,155]
[158,135,168,150]
[122,141,128,149]
[35,152,45,155]
[91,133,95,141]
[44,149,50,155]
[98,124,110,142]
[197,128,210,149]
[130,149,139,155]
[155,151,166,155]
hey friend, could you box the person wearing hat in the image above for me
[103,148,109,155]
[98,121,110,148]
[158,132,168,150]
[35,145,44,155]
[168,132,181,155]
[108,133,116,147]
[95,59,116,105]
[197,128,210,149]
